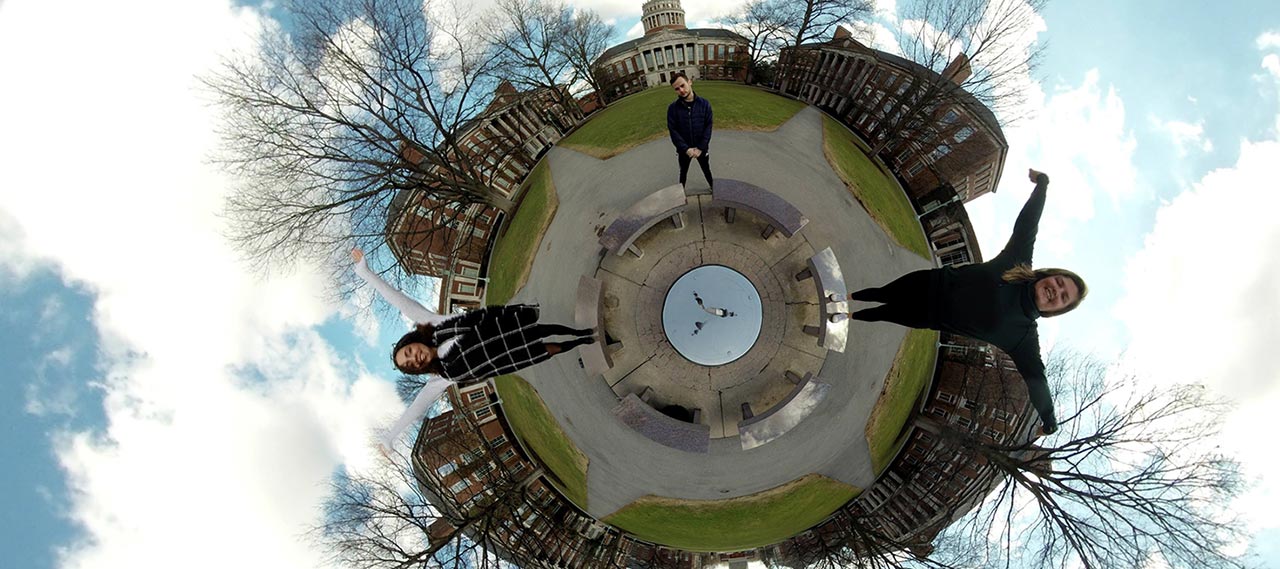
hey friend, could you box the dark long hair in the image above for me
[1001,264,1089,317]
[391,324,444,375]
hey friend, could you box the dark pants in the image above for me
[532,324,595,353]
[850,269,932,329]
[678,152,713,187]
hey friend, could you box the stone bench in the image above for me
[795,246,849,352]
[710,179,809,239]
[599,183,688,258]
[613,392,710,454]
[574,275,617,376]
[738,371,831,450]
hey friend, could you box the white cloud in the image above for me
[1150,117,1214,156]
[865,21,903,56]
[0,0,403,567]
[876,0,899,22]
[969,69,1137,261]
[1257,30,1280,50]
[1264,53,1280,79]
[624,20,644,40]
[1115,134,1280,531]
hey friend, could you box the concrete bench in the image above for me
[599,184,688,258]
[794,246,849,352]
[738,371,831,450]
[710,179,809,239]
[613,392,710,454]
[574,275,617,376]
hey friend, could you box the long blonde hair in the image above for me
[1001,264,1088,317]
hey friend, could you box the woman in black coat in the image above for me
[847,169,1087,435]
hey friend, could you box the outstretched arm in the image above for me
[992,169,1050,270]
[352,249,447,326]
[1010,337,1058,435]
[379,376,451,449]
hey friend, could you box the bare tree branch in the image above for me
[205,0,522,291]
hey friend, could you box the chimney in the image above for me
[942,53,972,85]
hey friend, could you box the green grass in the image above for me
[494,374,589,508]
[603,474,860,551]
[865,329,939,474]
[561,82,806,159]
[485,161,558,305]
[821,115,931,259]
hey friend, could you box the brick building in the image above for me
[412,381,711,569]
[775,27,1008,207]
[593,0,749,102]
[386,80,578,311]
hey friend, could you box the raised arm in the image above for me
[992,169,1050,270]
[379,375,451,449]
[1009,334,1058,435]
[352,249,447,326]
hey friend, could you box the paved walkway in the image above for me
[510,106,933,519]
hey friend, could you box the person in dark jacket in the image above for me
[846,169,1087,436]
[667,72,714,189]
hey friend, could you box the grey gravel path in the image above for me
[510,106,933,519]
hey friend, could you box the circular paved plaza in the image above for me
[510,106,932,520]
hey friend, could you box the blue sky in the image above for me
[2,0,1280,567]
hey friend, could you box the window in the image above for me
[955,415,974,429]
[458,283,476,295]
[940,250,970,266]
[991,409,1014,422]
[500,448,516,462]
[473,405,493,420]
[961,399,979,411]
[450,480,468,493]
[937,391,957,404]
[436,462,456,477]
[907,160,925,176]
[489,434,508,447]
[644,51,654,69]
[929,144,951,161]
[655,49,664,66]
[930,407,947,418]
[941,110,959,125]
[983,427,1005,442]
[467,390,487,403]
[676,45,685,63]
[475,463,495,478]
[954,126,974,143]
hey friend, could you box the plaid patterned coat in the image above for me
[433,304,551,382]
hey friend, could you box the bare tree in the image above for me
[481,0,582,124]
[779,0,876,50]
[554,9,616,107]
[316,402,622,569]
[867,0,1046,156]
[921,353,1246,569]
[206,0,522,282]
[718,0,790,84]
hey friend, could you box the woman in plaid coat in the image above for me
[353,249,594,446]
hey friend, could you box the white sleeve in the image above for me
[353,257,448,326]
[380,376,452,449]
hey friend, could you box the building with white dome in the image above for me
[593,0,751,101]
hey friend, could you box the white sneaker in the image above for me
[829,313,848,323]
[828,293,845,302]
